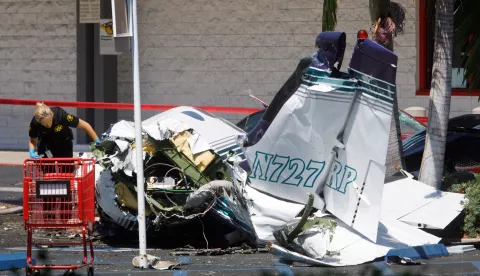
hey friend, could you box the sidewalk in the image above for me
[0,145,91,166]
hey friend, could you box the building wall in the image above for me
[0,0,477,149]
[0,0,77,149]
[115,0,416,123]
[117,0,478,124]
[116,0,337,122]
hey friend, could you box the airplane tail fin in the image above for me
[242,33,398,242]
[322,38,398,241]
[243,57,313,147]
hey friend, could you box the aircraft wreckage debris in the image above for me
[89,31,469,267]
[169,244,270,256]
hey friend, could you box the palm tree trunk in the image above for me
[385,95,405,176]
[418,0,454,188]
[368,4,406,176]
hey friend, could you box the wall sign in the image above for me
[79,0,100,24]
[100,19,120,55]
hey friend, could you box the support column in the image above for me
[76,0,95,144]
[93,0,118,136]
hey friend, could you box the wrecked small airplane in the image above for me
[90,31,466,266]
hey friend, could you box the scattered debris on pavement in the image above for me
[0,202,23,215]
[132,254,183,270]
[170,244,269,256]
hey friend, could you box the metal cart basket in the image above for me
[23,158,96,276]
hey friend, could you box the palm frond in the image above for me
[389,2,406,35]
[369,0,391,22]
[322,0,337,32]
[454,0,480,91]
[368,0,406,37]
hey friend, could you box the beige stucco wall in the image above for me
[117,0,413,121]
[0,0,477,149]
[116,0,478,122]
[0,0,77,149]
[116,0,324,122]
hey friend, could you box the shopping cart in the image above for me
[23,158,96,276]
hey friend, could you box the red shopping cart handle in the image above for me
[43,173,76,178]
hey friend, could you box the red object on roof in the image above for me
[357,30,368,40]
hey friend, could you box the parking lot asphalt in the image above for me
[2,166,480,276]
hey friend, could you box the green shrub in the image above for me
[447,174,480,238]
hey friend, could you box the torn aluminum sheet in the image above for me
[273,214,337,260]
[91,106,256,247]
[115,140,130,152]
[245,174,449,266]
[447,245,476,254]
[381,174,465,230]
[244,185,306,242]
[141,106,246,161]
[242,33,396,243]
[109,120,136,140]
[268,242,335,267]
[234,31,465,266]
[266,215,443,267]
[132,254,182,270]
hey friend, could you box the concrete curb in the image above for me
[443,238,480,245]
[0,206,23,215]
[0,144,91,152]
[0,145,91,166]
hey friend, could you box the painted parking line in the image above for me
[0,163,22,167]
[472,262,480,271]
[6,247,137,253]
[41,269,480,276]
[45,266,300,275]
[177,256,190,265]
[430,261,480,267]
[16,258,480,276]
[0,187,22,192]
[43,257,267,266]
[6,247,267,261]
[273,260,294,276]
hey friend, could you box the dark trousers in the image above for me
[38,140,74,158]
[37,140,75,222]
[38,140,75,174]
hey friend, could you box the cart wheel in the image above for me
[33,270,40,276]
[63,269,75,276]
[88,266,94,276]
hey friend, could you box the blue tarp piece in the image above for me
[385,244,449,261]
[0,252,34,271]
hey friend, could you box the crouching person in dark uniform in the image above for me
[28,102,100,173]
[28,103,100,222]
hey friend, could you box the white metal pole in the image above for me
[131,0,148,268]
